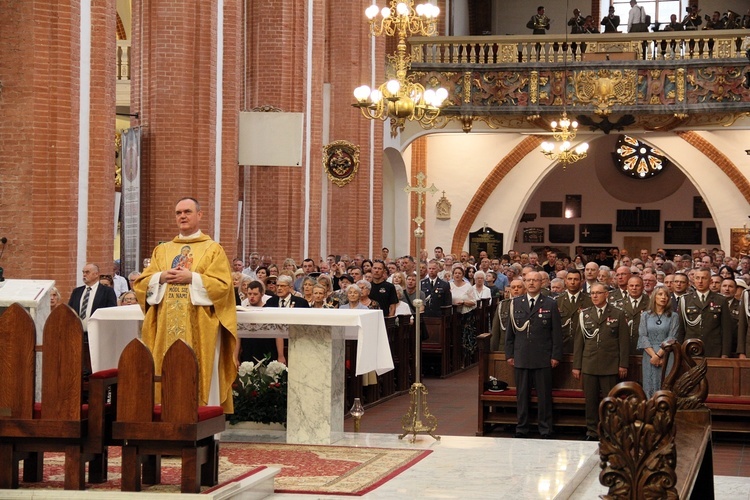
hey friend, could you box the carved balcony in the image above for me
[408,31,750,133]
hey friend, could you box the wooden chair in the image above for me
[0,304,116,490]
[113,338,225,493]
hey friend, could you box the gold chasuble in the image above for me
[135,233,238,412]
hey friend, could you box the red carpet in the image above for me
[19,442,432,495]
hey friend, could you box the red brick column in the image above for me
[0,0,116,297]
[410,137,428,257]
[132,0,238,258]
[243,0,382,264]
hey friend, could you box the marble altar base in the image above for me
[286,324,345,445]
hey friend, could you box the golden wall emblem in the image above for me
[323,141,359,187]
[574,69,636,115]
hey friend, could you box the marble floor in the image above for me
[223,429,750,499]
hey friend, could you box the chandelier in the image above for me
[353,1,449,136]
[539,0,588,166]
[540,112,589,165]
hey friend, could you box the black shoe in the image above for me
[540,433,554,439]
[583,435,598,441]
[514,432,528,438]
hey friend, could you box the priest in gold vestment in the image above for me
[134,197,238,412]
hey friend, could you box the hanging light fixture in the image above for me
[541,112,589,165]
[540,0,588,166]
[353,1,449,136]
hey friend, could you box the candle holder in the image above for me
[350,397,365,432]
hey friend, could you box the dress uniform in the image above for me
[677,291,731,357]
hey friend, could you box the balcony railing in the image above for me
[117,40,131,81]
[411,30,749,64]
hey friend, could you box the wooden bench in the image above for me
[478,331,750,435]
[476,332,644,435]
[0,304,117,490]
[112,338,225,493]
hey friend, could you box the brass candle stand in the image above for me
[399,174,440,443]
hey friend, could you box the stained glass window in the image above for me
[614,135,668,179]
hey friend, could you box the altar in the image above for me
[88,306,393,445]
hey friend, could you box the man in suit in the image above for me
[490,278,525,351]
[572,284,629,441]
[68,262,118,376]
[505,271,563,439]
[68,262,118,333]
[263,275,309,364]
[671,272,690,312]
[615,276,650,353]
[556,269,593,354]
[421,260,452,317]
[582,262,599,294]
[677,268,731,357]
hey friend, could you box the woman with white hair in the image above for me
[339,285,368,309]
[393,284,413,317]
[473,270,492,305]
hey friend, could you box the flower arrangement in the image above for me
[229,355,288,425]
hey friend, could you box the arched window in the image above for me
[613,135,670,179]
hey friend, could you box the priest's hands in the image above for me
[160,266,193,284]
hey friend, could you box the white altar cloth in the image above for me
[88,305,393,376]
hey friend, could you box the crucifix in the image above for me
[404,172,438,241]
[399,171,440,443]
[581,227,591,238]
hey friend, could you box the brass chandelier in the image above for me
[540,112,589,165]
[353,1,448,136]
[539,0,588,166]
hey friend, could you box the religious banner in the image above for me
[121,127,141,277]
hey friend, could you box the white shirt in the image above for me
[113,274,129,298]
[628,4,645,31]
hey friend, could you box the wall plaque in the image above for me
[664,221,702,245]
[523,227,545,244]
[693,196,711,219]
[706,227,720,246]
[469,227,503,259]
[540,201,563,218]
[579,224,612,244]
[616,208,660,232]
[549,224,575,243]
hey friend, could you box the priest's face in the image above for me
[175,199,202,235]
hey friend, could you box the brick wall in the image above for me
[0,0,116,297]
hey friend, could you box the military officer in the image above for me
[677,268,731,357]
[572,284,629,441]
[608,266,632,303]
[505,272,563,439]
[490,278,525,351]
[421,260,452,317]
[556,269,593,354]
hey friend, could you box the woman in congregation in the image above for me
[310,284,335,309]
[393,284,413,318]
[119,290,138,306]
[356,280,380,310]
[390,271,406,289]
[282,258,298,273]
[50,286,61,308]
[316,274,337,307]
[637,285,679,398]
[255,266,269,283]
[450,265,478,366]
[466,266,475,285]
[299,276,316,303]
[339,284,367,309]
[267,264,280,277]
[472,271,493,305]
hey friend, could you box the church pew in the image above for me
[396,314,415,391]
[0,304,116,489]
[421,305,454,377]
[112,339,225,493]
[477,332,750,435]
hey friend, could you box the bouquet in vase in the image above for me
[229,355,288,425]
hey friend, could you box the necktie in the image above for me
[529,297,535,310]
[280,298,286,308]
[598,308,603,319]
[633,299,638,309]
[80,287,91,319]
[700,293,706,304]
[431,280,436,288]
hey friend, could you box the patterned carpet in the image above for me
[19,442,432,496]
